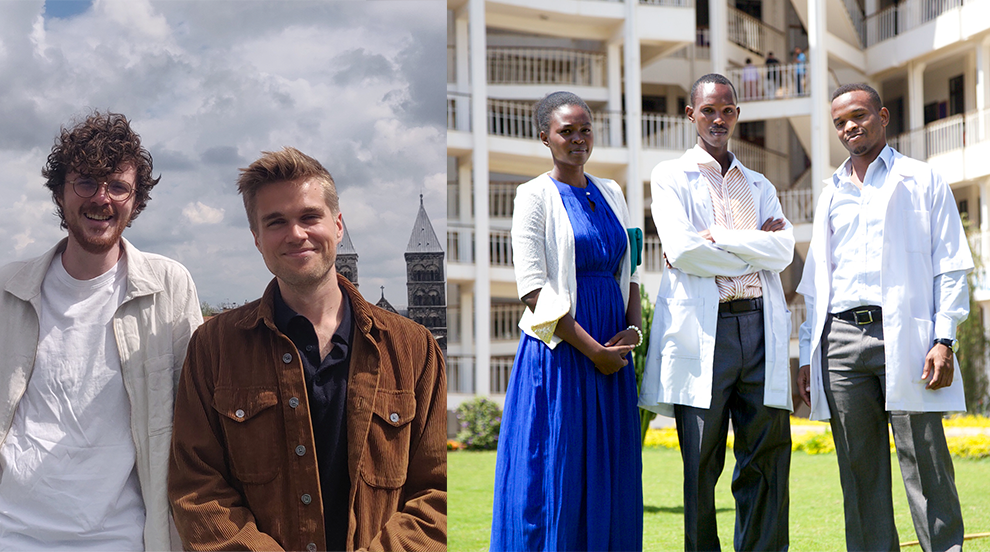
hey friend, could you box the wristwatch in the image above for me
[934,338,959,353]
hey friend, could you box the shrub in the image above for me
[456,397,502,450]
[948,434,990,459]
[792,430,836,454]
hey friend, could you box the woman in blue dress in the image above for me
[490,91,644,551]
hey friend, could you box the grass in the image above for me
[450,448,990,552]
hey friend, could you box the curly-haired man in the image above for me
[0,112,202,550]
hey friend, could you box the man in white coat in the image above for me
[639,73,794,551]
[797,83,971,552]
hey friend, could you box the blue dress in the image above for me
[490,177,644,552]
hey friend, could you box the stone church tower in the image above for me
[335,216,358,288]
[405,195,446,348]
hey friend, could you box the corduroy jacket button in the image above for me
[289,397,300,408]
[282,352,292,363]
[295,445,306,456]
[234,409,245,419]
[389,412,400,423]
[307,543,317,552]
[301,493,312,505]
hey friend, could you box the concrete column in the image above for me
[908,60,926,157]
[976,37,990,142]
[458,159,472,252]
[460,285,475,393]
[469,0,490,396]
[808,0,831,199]
[709,0,727,75]
[455,8,470,131]
[624,0,645,231]
[608,42,624,148]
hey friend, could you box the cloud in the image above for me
[182,201,224,225]
[0,0,446,306]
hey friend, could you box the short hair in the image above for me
[533,91,592,135]
[42,111,159,229]
[831,83,883,112]
[237,147,339,233]
[689,73,737,106]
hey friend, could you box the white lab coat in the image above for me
[639,148,795,416]
[797,149,974,420]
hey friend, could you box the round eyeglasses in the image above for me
[71,177,135,202]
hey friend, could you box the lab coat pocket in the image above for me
[658,297,704,360]
[909,317,935,384]
[770,308,792,392]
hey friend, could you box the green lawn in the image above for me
[450,448,990,551]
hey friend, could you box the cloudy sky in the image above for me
[0,0,446,308]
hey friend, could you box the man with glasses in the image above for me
[0,111,202,550]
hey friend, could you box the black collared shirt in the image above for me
[274,288,352,552]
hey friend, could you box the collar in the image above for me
[831,144,893,188]
[686,144,745,176]
[4,236,162,303]
[273,282,354,346]
[240,273,374,339]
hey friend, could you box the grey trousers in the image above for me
[821,315,964,552]
[675,308,790,552]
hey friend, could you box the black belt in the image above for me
[832,306,882,325]
[718,297,763,314]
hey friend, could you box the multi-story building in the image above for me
[446,0,990,422]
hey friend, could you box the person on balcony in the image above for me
[639,73,794,552]
[765,51,781,97]
[794,47,807,95]
[742,58,759,100]
[797,83,971,552]
[490,91,644,552]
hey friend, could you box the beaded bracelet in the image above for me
[627,325,643,348]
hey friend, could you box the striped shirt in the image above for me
[696,148,763,301]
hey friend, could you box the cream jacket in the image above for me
[512,173,640,347]
[639,148,795,416]
[0,238,202,550]
[797,148,974,419]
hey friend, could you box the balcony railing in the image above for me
[726,62,810,102]
[730,140,790,189]
[491,182,522,219]
[778,188,815,224]
[790,301,807,339]
[448,182,460,219]
[727,6,786,58]
[447,226,474,263]
[865,0,964,47]
[447,355,474,394]
[889,112,968,160]
[448,92,470,131]
[641,113,696,151]
[644,235,664,272]
[487,99,621,147]
[488,47,606,87]
[491,229,513,266]
[491,356,515,394]
[492,303,526,341]
[448,45,456,84]
[840,0,866,46]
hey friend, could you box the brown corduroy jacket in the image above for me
[168,276,447,551]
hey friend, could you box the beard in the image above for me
[264,250,337,290]
[65,204,129,254]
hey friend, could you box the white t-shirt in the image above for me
[0,254,145,550]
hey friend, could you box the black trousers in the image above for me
[675,307,790,552]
